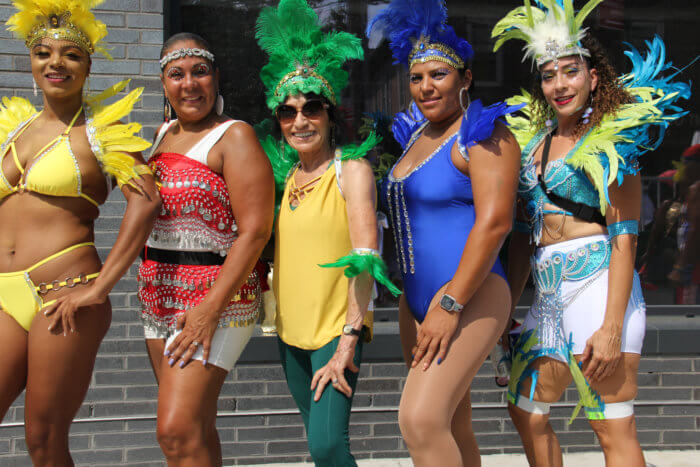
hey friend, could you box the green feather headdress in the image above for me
[255,0,364,110]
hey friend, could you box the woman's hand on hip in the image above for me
[411,306,459,371]
[580,325,623,382]
[43,282,107,336]
[311,339,358,401]
[165,300,220,368]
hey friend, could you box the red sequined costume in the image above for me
[138,121,260,332]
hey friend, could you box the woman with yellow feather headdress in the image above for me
[0,0,159,462]
[493,0,691,465]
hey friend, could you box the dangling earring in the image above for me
[33,78,38,97]
[459,88,470,113]
[330,125,336,149]
[164,99,172,122]
[279,137,286,157]
[581,92,594,125]
[83,76,90,98]
[215,94,224,116]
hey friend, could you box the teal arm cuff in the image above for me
[607,220,638,238]
[319,249,402,296]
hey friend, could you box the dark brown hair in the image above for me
[529,34,634,136]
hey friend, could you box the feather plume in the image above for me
[255,0,363,110]
[566,37,691,212]
[0,96,37,148]
[505,90,537,151]
[340,132,382,161]
[457,99,525,158]
[319,251,401,297]
[391,101,426,149]
[83,80,152,190]
[366,0,472,68]
[254,119,299,218]
[492,0,599,66]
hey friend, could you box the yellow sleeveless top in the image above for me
[274,163,373,350]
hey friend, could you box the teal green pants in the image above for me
[278,335,363,467]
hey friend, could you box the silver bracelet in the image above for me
[351,248,380,256]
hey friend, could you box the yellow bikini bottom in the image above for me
[0,242,100,331]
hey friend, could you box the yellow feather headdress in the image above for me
[7,0,110,58]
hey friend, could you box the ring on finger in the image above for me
[192,341,200,347]
[332,379,339,384]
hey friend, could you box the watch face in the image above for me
[440,295,455,310]
[343,325,352,334]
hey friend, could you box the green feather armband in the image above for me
[319,248,401,297]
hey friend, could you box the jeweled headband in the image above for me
[409,36,464,69]
[26,12,93,53]
[160,48,215,70]
[366,0,473,71]
[7,0,111,57]
[536,41,590,70]
[274,65,337,106]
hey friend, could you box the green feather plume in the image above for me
[320,251,401,297]
[505,90,538,154]
[507,328,540,405]
[254,119,299,218]
[255,0,364,110]
[567,350,604,423]
[340,131,382,161]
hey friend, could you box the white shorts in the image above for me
[144,323,255,372]
[522,235,646,360]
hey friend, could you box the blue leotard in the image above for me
[382,124,506,322]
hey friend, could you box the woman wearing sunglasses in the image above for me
[367,1,523,464]
[138,32,274,464]
[255,0,399,464]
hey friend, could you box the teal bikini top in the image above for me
[519,128,600,243]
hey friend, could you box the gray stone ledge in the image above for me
[237,313,700,364]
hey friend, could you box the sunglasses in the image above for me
[275,100,328,123]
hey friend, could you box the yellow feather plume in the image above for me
[83,80,152,190]
[0,96,37,145]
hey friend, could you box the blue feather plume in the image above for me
[458,99,526,156]
[366,0,473,68]
[608,36,692,187]
[391,100,426,148]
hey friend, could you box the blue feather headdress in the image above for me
[366,0,473,69]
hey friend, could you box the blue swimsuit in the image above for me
[382,125,506,322]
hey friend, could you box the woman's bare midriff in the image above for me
[537,203,607,247]
[0,193,103,297]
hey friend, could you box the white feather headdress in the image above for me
[492,0,602,69]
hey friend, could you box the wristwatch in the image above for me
[439,294,464,313]
[342,324,362,337]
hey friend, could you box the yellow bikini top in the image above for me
[0,107,102,206]
[0,80,152,207]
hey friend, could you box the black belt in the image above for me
[140,247,226,265]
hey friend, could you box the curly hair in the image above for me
[529,35,634,137]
